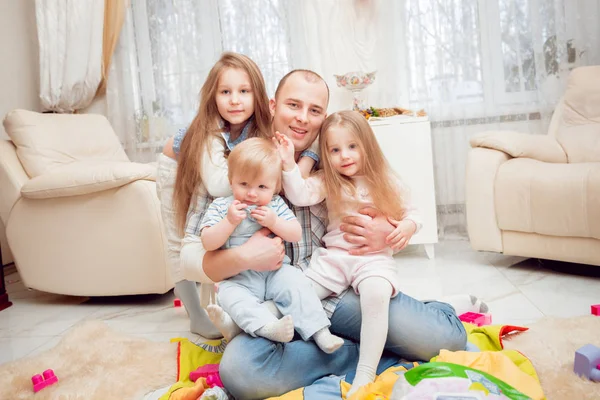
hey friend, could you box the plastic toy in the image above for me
[190,363,224,388]
[31,369,58,392]
[459,312,492,327]
[173,298,182,307]
[591,304,600,316]
[573,344,600,381]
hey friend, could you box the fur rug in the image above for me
[0,321,176,400]
[1,316,599,399]
[503,315,600,399]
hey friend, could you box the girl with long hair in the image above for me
[156,52,271,338]
[276,110,421,397]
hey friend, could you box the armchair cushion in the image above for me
[470,131,567,163]
[495,158,600,240]
[2,109,129,178]
[556,65,600,163]
[21,161,156,199]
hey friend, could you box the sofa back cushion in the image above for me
[556,66,600,163]
[2,109,129,178]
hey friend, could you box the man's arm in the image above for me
[340,207,396,256]
[201,228,286,282]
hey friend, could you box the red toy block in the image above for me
[173,298,182,307]
[591,304,600,316]
[32,369,58,392]
[459,312,492,327]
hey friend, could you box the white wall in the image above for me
[0,0,39,263]
[0,0,40,140]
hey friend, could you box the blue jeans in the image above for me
[219,290,467,400]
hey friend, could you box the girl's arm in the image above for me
[201,137,233,198]
[386,180,423,251]
[297,156,316,179]
[274,131,325,206]
[281,165,326,206]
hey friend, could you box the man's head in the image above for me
[270,70,329,155]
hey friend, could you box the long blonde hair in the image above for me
[319,110,406,220]
[174,52,271,233]
[228,138,282,193]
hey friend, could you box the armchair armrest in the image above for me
[0,140,29,225]
[21,161,156,199]
[470,131,567,163]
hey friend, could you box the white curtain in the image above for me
[108,0,600,235]
[35,0,105,112]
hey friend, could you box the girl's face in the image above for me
[325,125,363,177]
[215,68,255,132]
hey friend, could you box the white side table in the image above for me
[369,116,438,258]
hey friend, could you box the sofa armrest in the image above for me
[21,161,156,199]
[470,131,567,163]
[0,140,29,225]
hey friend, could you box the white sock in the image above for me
[207,304,242,342]
[255,315,294,343]
[313,328,344,354]
[440,294,489,315]
[347,277,393,398]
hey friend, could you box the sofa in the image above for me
[0,109,173,295]
[466,65,600,266]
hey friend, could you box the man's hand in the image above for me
[273,131,296,171]
[340,207,395,255]
[242,228,285,272]
[251,206,277,229]
[227,200,247,225]
[386,218,417,251]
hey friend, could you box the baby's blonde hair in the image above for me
[319,110,406,220]
[228,137,282,193]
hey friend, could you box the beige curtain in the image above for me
[96,0,127,96]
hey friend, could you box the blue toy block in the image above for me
[574,344,600,381]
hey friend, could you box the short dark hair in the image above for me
[274,69,330,106]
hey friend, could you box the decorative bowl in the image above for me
[334,71,377,91]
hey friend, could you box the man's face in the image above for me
[270,73,328,154]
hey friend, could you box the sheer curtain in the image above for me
[107,0,600,235]
[36,0,104,112]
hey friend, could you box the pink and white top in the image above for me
[282,165,422,252]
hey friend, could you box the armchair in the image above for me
[466,66,600,266]
[0,109,173,295]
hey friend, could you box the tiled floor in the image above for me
[2,239,600,367]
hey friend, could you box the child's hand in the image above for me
[227,200,248,225]
[250,206,277,229]
[385,218,417,251]
[273,131,296,171]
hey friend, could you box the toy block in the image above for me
[591,304,600,316]
[574,344,600,381]
[206,373,224,388]
[190,363,220,382]
[173,298,182,307]
[31,369,58,392]
[459,312,492,327]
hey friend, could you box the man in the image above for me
[179,70,470,400]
